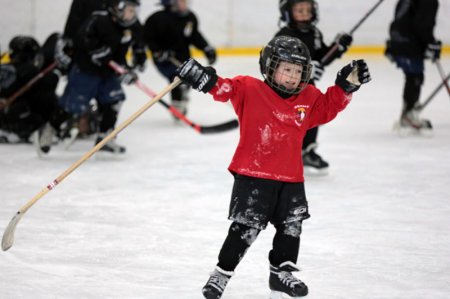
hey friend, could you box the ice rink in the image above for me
[1,55,450,299]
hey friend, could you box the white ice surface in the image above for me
[1,56,450,299]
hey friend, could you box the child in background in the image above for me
[175,36,371,298]
[143,0,216,116]
[276,0,353,175]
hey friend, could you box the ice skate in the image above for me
[95,130,126,159]
[269,262,308,298]
[302,143,329,176]
[33,122,57,157]
[393,109,432,137]
[202,266,234,299]
[0,129,21,144]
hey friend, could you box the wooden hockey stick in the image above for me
[109,61,238,134]
[1,78,181,251]
[0,62,58,110]
[321,0,385,65]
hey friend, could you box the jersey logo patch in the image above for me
[294,106,306,126]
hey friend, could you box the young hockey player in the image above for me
[0,35,59,143]
[276,0,353,175]
[385,0,441,133]
[175,36,371,298]
[143,0,216,116]
[35,0,146,156]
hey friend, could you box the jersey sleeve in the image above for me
[208,76,246,114]
[189,13,209,50]
[307,85,352,128]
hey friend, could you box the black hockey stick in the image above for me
[109,61,238,134]
[321,0,385,65]
[435,60,450,98]
[416,72,450,111]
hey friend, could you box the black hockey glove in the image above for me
[54,36,74,69]
[90,46,112,66]
[133,46,147,72]
[425,40,442,62]
[120,69,138,85]
[334,32,353,53]
[310,61,324,82]
[203,45,217,65]
[152,50,175,64]
[176,58,218,93]
[335,59,371,93]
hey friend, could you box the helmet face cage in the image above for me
[260,36,312,95]
[109,0,140,27]
[279,0,318,28]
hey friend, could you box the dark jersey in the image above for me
[144,9,210,62]
[63,0,107,41]
[388,0,438,58]
[74,13,143,77]
[275,26,343,69]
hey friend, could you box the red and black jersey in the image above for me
[210,76,351,182]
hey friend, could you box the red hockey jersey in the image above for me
[209,76,352,182]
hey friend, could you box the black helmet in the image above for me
[9,35,43,67]
[108,0,140,27]
[279,0,318,30]
[160,0,190,16]
[259,36,312,96]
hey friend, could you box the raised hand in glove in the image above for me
[335,59,371,93]
[176,58,218,93]
[334,32,353,53]
[310,61,324,82]
[203,46,217,65]
[425,40,442,62]
[90,46,112,66]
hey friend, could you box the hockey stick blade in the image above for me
[200,119,239,134]
[2,212,23,251]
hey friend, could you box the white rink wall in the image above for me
[0,0,449,50]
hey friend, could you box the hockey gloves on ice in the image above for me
[425,40,442,62]
[176,58,218,93]
[90,46,112,66]
[335,59,371,93]
[203,46,217,65]
[310,61,324,82]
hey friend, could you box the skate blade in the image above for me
[392,121,433,137]
[270,291,304,299]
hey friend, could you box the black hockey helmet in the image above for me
[279,0,318,30]
[9,35,43,67]
[160,0,190,16]
[107,0,140,27]
[259,35,312,96]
